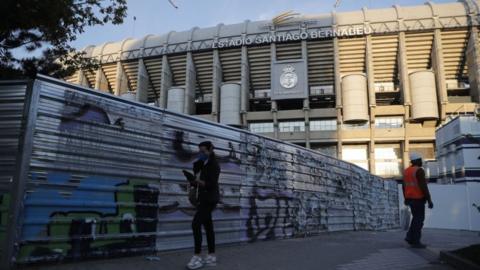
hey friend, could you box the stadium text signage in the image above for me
[212,27,371,49]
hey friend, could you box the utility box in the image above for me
[435,116,480,183]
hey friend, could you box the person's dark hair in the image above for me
[411,159,422,167]
[198,141,214,150]
[198,141,216,159]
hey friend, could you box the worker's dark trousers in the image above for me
[405,198,426,244]
[192,201,216,254]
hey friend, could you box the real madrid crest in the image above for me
[279,65,298,89]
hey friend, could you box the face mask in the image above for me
[198,152,208,161]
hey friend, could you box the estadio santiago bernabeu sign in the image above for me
[212,26,371,49]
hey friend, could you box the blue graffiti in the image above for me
[60,104,111,131]
[21,172,127,240]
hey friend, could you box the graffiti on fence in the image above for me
[18,172,161,261]
[9,86,398,264]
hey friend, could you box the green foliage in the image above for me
[0,0,127,79]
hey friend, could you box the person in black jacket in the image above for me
[186,141,221,269]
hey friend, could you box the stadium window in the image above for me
[249,122,274,133]
[375,117,403,129]
[310,119,337,131]
[279,121,305,132]
[374,144,402,176]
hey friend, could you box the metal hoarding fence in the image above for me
[0,75,399,268]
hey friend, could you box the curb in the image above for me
[439,251,480,270]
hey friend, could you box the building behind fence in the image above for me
[65,1,480,179]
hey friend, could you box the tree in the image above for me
[0,0,128,79]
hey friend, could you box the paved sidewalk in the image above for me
[28,229,479,270]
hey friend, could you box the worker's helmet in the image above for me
[409,152,422,161]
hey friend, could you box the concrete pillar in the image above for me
[402,92,409,171]
[304,98,310,148]
[396,13,410,167]
[77,70,89,87]
[398,31,412,130]
[301,39,310,148]
[432,29,448,121]
[185,52,196,115]
[136,58,149,103]
[398,32,411,106]
[334,37,342,110]
[467,26,480,103]
[114,61,129,96]
[369,140,375,173]
[241,45,250,128]
[365,35,376,107]
[272,101,279,139]
[336,109,343,160]
[159,55,172,108]
[369,108,376,173]
[334,37,343,159]
[402,140,410,170]
[212,49,222,122]
[271,42,279,139]
[366,35,376,173]
[94,67,110,93]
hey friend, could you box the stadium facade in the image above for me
[66,1,480,178]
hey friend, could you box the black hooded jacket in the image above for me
[192,154,220,204]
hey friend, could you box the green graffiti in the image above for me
[18,178,159,262]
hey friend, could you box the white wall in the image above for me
[398,182,480,231]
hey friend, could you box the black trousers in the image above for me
[405,198,426,244]
[192,201,216,254]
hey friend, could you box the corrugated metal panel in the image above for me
[276,42,302,61]
[192,51,213,93]
[168,54,187,85]
[83,70,96,89]
[307,39,334,86]
[372,35,398,83]
[441,29,469,80]
[0,82,28,266]
[67,70,95,89]
[339,37,366,75]
[101,63,117,92]
[248,45,271,90]
[143,57,162,103]
[219,48,242,82]
[3,76,399,266]
[122,60,139,92]
[405,31,434,72]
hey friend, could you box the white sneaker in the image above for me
[186,255,204,269]
[203,254,217,267]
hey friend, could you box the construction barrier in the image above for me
[0,75,399,267]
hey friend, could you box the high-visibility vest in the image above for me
[403,166,425,199]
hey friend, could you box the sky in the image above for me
[68,0,458,50]
[70,0,455,50]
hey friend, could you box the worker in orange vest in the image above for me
[403,152,434,248]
